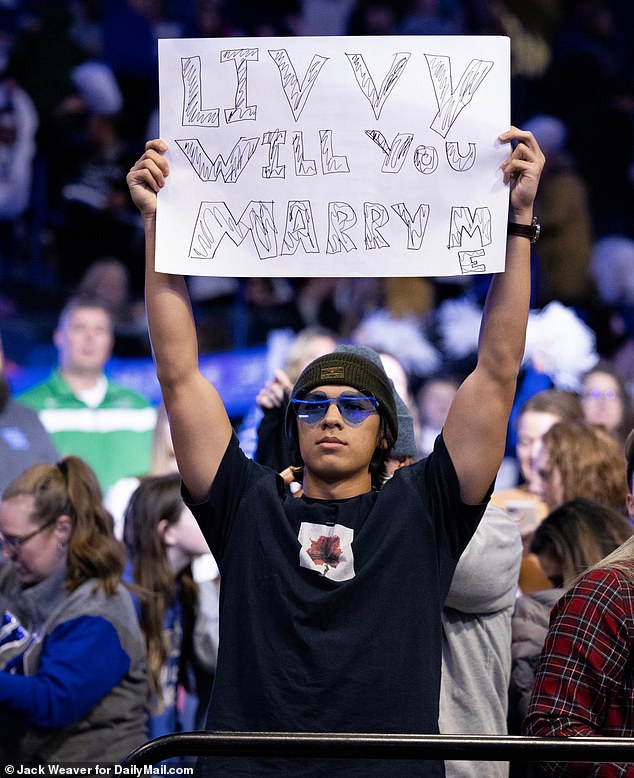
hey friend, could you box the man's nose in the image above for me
[321,401,343,426]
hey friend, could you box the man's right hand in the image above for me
[126,139,170,219]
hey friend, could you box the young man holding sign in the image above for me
[127,127,543,776]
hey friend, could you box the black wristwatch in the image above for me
[507,216,540,243]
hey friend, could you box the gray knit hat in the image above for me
[391,393,417,458]
[289,346,398,441]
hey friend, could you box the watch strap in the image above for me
[508,216,540,243]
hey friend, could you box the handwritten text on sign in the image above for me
[156,36,510,277]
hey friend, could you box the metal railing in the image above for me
[121,731,634,766]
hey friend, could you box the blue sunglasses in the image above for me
[291,392,379,425]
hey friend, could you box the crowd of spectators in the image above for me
[1,3,634,769]
[0,0,632,385]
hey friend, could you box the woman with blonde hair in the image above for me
[532,420,629,514]
[0,457,147,763]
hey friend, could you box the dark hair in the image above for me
[3,457,124,595]
[531,497,633,587]
[123,473,198,710]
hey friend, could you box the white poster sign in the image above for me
[156,35,510,278]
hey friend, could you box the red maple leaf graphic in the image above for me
[307,535,342,567]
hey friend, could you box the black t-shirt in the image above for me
[186,433,488,776]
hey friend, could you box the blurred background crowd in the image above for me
[0,0,632,390]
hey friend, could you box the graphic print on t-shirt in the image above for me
[298,522,355,581]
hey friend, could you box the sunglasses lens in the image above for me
[338,396,378,424]
[293,397,330,424]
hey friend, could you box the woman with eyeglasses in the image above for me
[580,359,634,446]
[0,456,147,764]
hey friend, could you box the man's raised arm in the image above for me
[127,140,232,502]
[443,127,545,506]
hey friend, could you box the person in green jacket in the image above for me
[18,295,156,492]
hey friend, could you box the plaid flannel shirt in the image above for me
[523,566,634,777]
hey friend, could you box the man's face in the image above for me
[54,307,113,374]
[296,385,383,489]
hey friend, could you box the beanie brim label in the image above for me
[320,366,346,381]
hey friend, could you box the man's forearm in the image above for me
[477,219,533,389]
[144,214,199,388]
